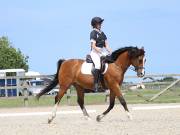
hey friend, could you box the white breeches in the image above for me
[90,47,109,69]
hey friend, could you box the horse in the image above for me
[36,46,146,123]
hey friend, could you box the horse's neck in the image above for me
[115,52,131,74]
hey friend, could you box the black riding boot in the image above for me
[92,69,100,92]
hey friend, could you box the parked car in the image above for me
[47,88,59,95]
[26,80,45,96]
[20,79,59,96]
[41,77,59,95]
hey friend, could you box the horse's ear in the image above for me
[140,46,145,55]
[141,46,144,50]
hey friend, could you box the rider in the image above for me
[90,17,112,92]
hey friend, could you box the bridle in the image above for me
[129,66,145,72]
[129,57,146,74]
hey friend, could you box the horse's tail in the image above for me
[36,59,65,100]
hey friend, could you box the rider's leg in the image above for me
[92,69,100,92]
[90,50,101,92]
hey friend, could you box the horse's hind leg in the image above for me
[96,91,115,122]
[74,84,91,120]
[48,85,69,124]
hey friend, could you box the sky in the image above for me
[0,0,180,75]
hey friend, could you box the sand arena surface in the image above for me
[0,104,180,135]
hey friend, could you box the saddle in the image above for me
[86,54,113,73]
[86,54,93,63]
[81,55,114,91]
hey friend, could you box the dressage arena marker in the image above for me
[0,110,96,117]
[132,105,180,111]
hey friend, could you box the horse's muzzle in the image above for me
[137,71,145,78]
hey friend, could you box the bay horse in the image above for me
[36,46,145,123]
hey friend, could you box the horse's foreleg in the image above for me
[75,85,91,120]
[48,86,67,124]
[118,95,132,120]
[96,90,115,122]
[110,84,132,120]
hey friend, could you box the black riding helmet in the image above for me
[91,17,104,28]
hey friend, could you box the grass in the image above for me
[0,88,179,108]
[124,89,180,104]
[0,94,108,108]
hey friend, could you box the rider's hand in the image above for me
[108,49,112,54]
[104,41,112,54]
[95,47,101,54]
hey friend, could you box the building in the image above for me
[0,69,25,97]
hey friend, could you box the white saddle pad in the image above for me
[81,62,108,75]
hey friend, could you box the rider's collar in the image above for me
[93,28,102,34]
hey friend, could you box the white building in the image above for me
[0,69,25,97]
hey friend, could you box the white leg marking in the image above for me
[126,111,133,120]
[84,115,92,121]
[48,103,58,123]
[82,108,91,120]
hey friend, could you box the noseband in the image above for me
[129,66,145,72]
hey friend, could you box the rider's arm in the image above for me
[105,40,112,54]
[103,32,112,54]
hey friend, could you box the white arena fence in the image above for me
[0,74,180,105]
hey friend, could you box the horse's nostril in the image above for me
[138,72,144,77]
[140,72,145,77]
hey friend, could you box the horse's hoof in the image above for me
[96,115,101,122]
[128,115,133,120]
[48,118,52,124]
[127,112,133,120]
[85,116,92,121]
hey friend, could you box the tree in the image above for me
[162,77,177,82]
[0,36,29,71]
[158,77,177,82]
